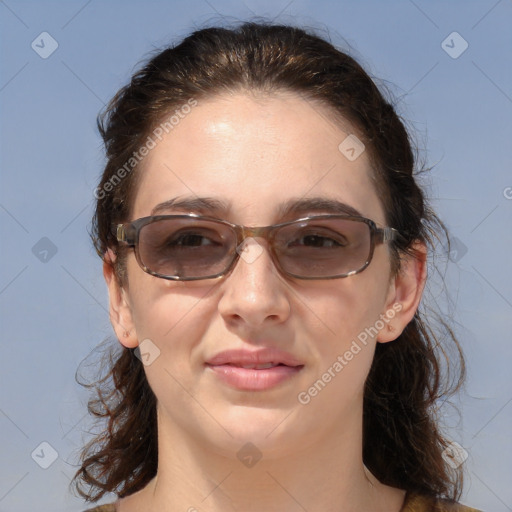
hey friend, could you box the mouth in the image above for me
[206,362,304,391]
[205,349,304,391]
[218,362,294,370]
[206,348,304,368]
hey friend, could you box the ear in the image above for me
[377,242,427,343]
[103,249,139,348]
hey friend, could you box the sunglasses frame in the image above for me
[114,213,399,281]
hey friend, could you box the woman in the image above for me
[73,22,480,512]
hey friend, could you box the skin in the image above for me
[104,91,426,512]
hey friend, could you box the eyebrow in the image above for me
[150,196,230,216]
[150,195,363,220]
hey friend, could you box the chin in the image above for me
[209,404,312,451]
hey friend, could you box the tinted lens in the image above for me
[274,217,371,277]
[138,218,235,278]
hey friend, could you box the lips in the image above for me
[205,348,304,391]
[205,348,304,368]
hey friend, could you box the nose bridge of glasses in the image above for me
[238,224,274,244]
[230,224,283,278]
[232,225,278,269]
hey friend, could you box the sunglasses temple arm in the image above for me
[114,224,136,245]
[377,227,399,244]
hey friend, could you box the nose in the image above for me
[217,236,291,329]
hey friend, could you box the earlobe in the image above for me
[377,242,427,343]
[103,249,139,348]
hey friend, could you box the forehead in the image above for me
[132,92,385,224]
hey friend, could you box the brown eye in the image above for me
[289,231,348,249]
[167,231,220,247]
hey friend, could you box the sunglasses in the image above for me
[114,213,399,281]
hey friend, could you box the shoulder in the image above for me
[82,504,117,512]
[402,493,482,512]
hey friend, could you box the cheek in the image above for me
[127,278,217,417]
[302,275,389,352]
[300,265,392,387]
[293,292,386,420]
[125,256,215,347]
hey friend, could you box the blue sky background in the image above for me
[0,1,511,511]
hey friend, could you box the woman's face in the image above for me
[107,91,417,458]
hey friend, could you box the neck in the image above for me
[118,403,406,512]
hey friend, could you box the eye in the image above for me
[171,232,215,247]
[288,228,349,249]
[165,228,224,248]
[296,234,345,248]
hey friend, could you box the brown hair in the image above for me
[72,21,465,503]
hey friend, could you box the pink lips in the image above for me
[205,348,304,391]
